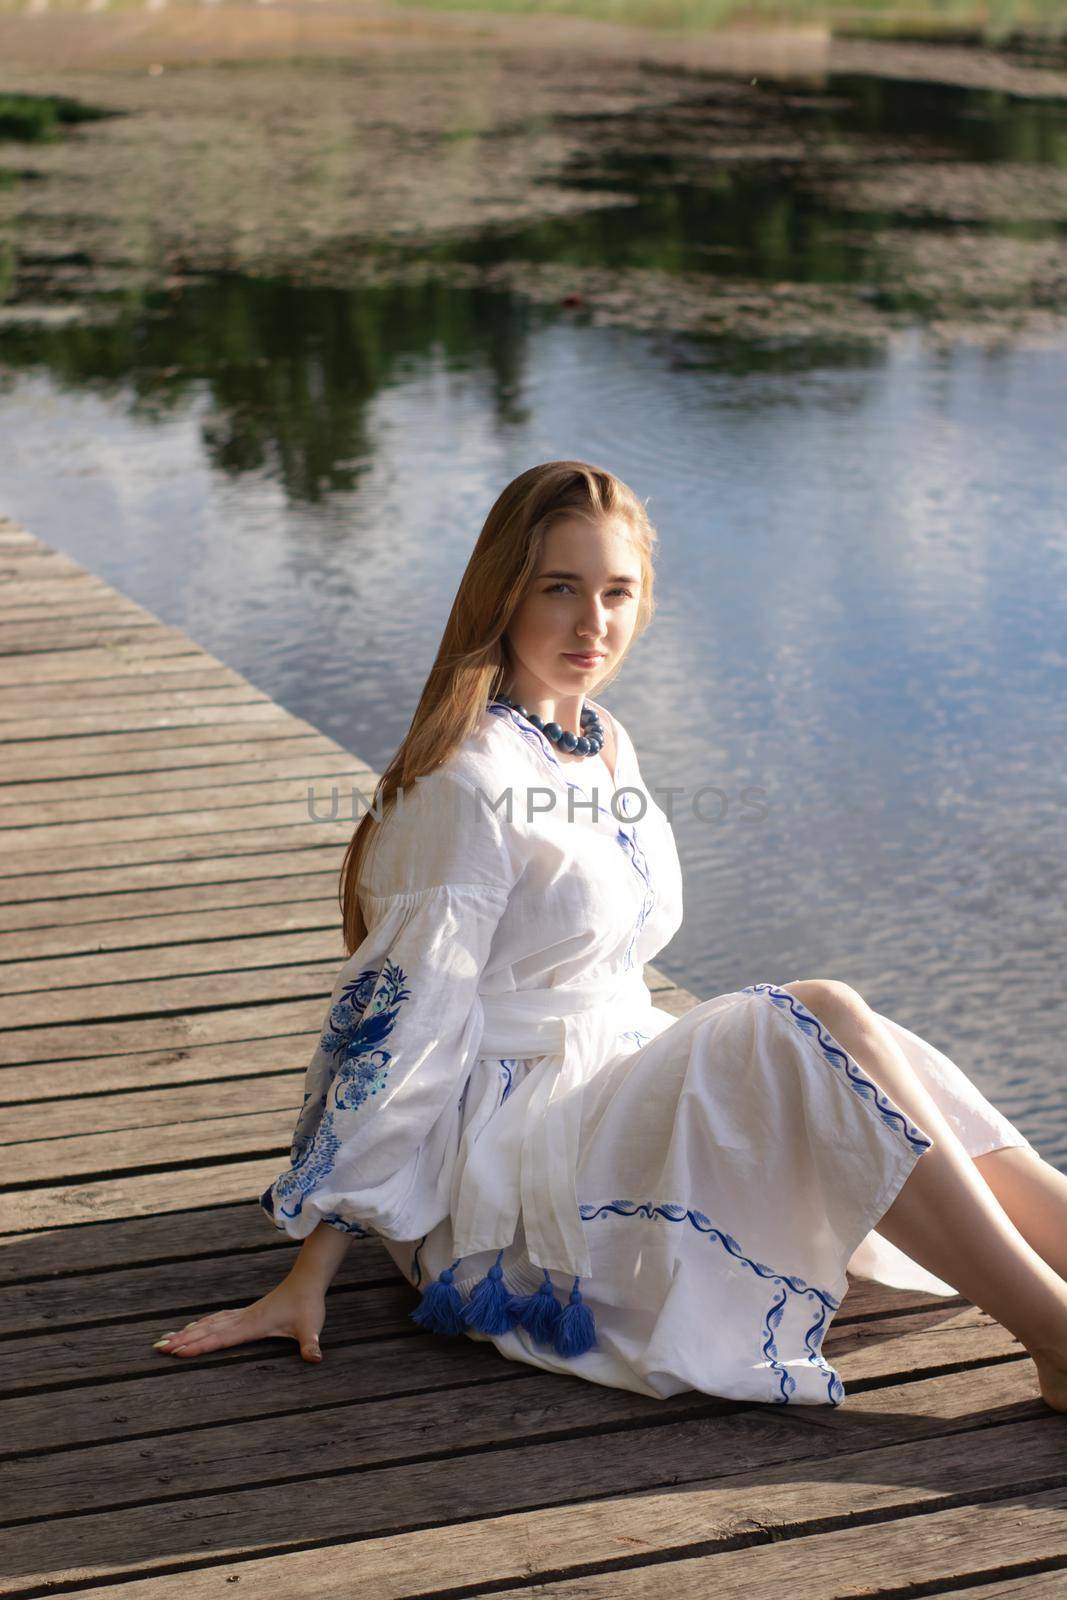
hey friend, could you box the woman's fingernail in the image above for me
[153,1338,171,1348]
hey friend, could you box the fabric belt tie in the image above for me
[449,973,651,1282]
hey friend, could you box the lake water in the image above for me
[2,66,1066,1165]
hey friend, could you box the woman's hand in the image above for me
[151,1275,327,1363]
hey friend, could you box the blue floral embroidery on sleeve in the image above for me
[271,958,413,1221]
[331,959,412,1112]
[274,1109,343,1220]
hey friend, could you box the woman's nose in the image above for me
[577,601,607,636]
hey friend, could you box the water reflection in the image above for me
[1,68,1066,1163]
[433,71,1067,286]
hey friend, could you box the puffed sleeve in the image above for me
[259,770,515,1242]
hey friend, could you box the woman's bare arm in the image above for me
[287,1217,355,1293]
[151,1221,354,1363]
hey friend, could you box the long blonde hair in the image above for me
[338,460,658,955]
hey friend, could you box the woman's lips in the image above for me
[563,652,604,666]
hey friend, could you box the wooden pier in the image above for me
[1,517,1064,1597]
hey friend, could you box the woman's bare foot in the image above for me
[151,1277,327,1362]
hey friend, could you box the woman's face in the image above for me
[505,515,643,704]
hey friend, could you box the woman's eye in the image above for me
[544,583,633,598]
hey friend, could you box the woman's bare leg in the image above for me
[781,981,1067,1409]
[972,1145,1067,1283]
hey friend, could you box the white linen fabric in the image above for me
[261,697,1036,1406]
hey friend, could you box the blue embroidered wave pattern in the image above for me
[740,983,934,1154]
[269,958,413,1222]
[620,1027,652,1050]
[320,1210,372,1237]
[615,825,655,971]
[580,1198,845,1405]
[487,703,562,769]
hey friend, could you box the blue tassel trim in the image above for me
[553,1275,598,1357]
[409,1258,466,1335]
[461,1249,522,1335]
[505,1267,564,1343]
[410,1254,598,1358]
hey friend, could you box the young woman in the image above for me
[153,460,1067,1411]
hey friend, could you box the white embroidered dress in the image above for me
[261,697,1036,1406]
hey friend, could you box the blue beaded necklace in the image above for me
[491,692,605,759]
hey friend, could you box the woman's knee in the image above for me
[780,978,870,1031]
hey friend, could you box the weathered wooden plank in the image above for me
[0,1237,398,1338]
[0,993,331,1071]
[0,605,158,631]
[0,1200,292,1282]
[0,552,95,580]
[911,1579,1067,1598]
[0,650,270,688]
[0,1301,1013,1452]
[0,928,348,998]
[0,780,373,860]
[0,1367,1053,1596]
[0,568,144,591]
[0,1022,321,1099]
[0,621,189,654]
[0,625,207,661]
[0,687,269,725]
[0,1284,423,1394]
[473,1481,1067,1600]
[0,770,370,842]
[0,671,266,710]
[0,699,317,741]
[56,1554,1067,1600]
[7,1071,303,1145]
[0,730,345,784]
[0,897,337,961]
[0,1154,285,1231]
[7,1107,292,1185]
[0,575,115,605]
[0,755,357,817]
[2,1371,708,1523]
[0,822,354,888]
[65,1472,1067,1600]
[0,1331,535,1458]
[0,600,153,626]
[0,958,343,1033]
